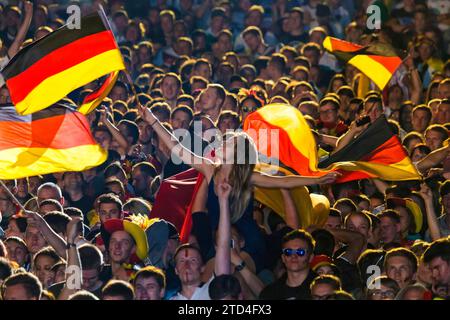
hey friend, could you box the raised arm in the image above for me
[419,184,441,241]
[215,182,232,276]
[416,144,450,174]
[332,121,367,155]
[99,107,129,155]
[8,1,33,58]
[328,228,366,264]
[26,210,67,260]
[137,103,215,177]
[59,217,83,300]
[251,171,340,189]
[280,189,300,229]
[404,52,422,105]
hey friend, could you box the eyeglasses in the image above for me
[282,248,306,257]
[242,106,257,113]
[370,290,396,299]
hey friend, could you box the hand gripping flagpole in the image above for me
[0,180,26,213]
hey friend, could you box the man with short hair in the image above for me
[259,229,317,300]
[384,247,418,289]
[102,280,135,300]
[379,210,403,246]
[424,124,449,151]
[423,238,450,298]
[2,272,42,300]
[62,172,93,217]
[131,162,158,201]
[37,182,64,207]
[411,105,432,133]
[195,83,226,122]
[161,73,182,109]
[133,266,166,300]
[310,274,342,300]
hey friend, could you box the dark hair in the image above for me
[0,257,12,281]
[8,215,28,233]
[33,246,62,267]
[132,162,158,179]
[311,229,335,257]
[2,272,42,300]
[68,290,99,300]
[425,124,449,141]
[171,105,194,123]
[43,212,71,236]
[333,198,358,212]
[96,193,123,212]
[79,244,103,271]
[344,211,372,229]
[133,266,166,289]
[102,280,134,300]
[310,274,342,291]
[39,199,64,212]
[357,249,386,285]
[209,274,242,300]
[282,229,315,254]
[328,208,342,219]
[367,275,400,297]
[385,247,418,274]
[118,119,139,145]
[423,238,450,264]
[64,207,84,220]
[412,105,432,121]
[378,209,401,224]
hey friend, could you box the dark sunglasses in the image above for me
[242,106,257,113]
[282,248,306,257]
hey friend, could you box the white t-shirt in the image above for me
[170,276,214,300]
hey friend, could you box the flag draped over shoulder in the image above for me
[2,12,125,115]
[0,103,107,179]
[323,36,403,90]
[78,71,119,115]
[319,115,421,183]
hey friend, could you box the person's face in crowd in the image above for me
[413,11,427,33]
[241,99,258,121]
[0,86,11,104]
[118,123,136,147]
[331,79,345,93]
[37,186,62,206]
[25,225,47,254]
[411,110,431,133]
[246,10,262,27]
[395,206,411,235]
[138,46,152,65]
[438,83,450,99]
[217,34,232,53]
[193,64,211,81]
[110,86,128,102]
[325,215,342,230]
[369,284,397,300]
[411,148,427,162]
[6,241,28,266]
[418,42,433,62]
[131,168,151,197]
[425,129,444,151]
[417,260,433,286]
[435,101,450,124]
[54,265,66,284]
[180,0,193,11]
[82,267,102,291]
[161,14,174,34]
[406,137,423,153]
[303,49,320,67]
[319,103,338,125]
[386,256,415,289]
[94,130,112,150]
[126,25,139,44]
[196,87,220,112]
[429,257,450,287]
[222,95,237,112]
[161,76,180,101]
[289,11,303,30]
[34,255,56,288]
[5,10,20,28]
[380,216,400,244]
[298,103,318,119]
[109,231,135,264]
[137,120,153,145]
[27,177,41,196]
[316,265,336,276]
[388,86,404,107]
[5,219,25,239]
[403,288,426,300]
[210,16,225,32]
[3,284,38,300]
[311,282,335,300]
[218,116,238,134]
[346,214,370,238]
[113,15,129,34]
[243,33,261,52]
[16,178,29,199]
[175,248,204,286]
[98,203,122,225]
[364,101,383,123]
[134,275,165,300]
[281,238,313,273]
[309,31,325,46]
[171,110,191,131]
[63,172,83,192]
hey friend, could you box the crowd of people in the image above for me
[0,0,450,301]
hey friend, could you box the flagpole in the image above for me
[0,180,26,213]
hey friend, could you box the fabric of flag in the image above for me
[78,71,119,115]
[319,115,421,183]
[0,102,107,180]
[243,103,326,177]
[323,36,403,90]
[2,12,125,115]
[150,168,200,233]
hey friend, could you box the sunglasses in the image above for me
[242,106,257,113]
[282,248,307,257]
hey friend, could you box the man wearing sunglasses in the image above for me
[259,229,316,300]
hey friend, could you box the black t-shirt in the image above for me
[259,270,317,300]
[65,194,94,217]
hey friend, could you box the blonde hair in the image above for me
[218,131,258,223]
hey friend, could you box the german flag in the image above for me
[243,103,323,177]
[2,12,125,115]
[78,71,119,115]
[319,115,421,183]
[323,36,404,90]
[0,102,107,180]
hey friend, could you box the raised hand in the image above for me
[217,182,232,200]
[66,217,82,245]
[318,171,341,185]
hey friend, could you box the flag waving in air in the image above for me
[2,12,125,115]
[0,102,107,179]
[323,36,404,90]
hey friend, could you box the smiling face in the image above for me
[134,276,164,300]
[385,256,415,289]
[109,230,135,265]
[175,248,204,286]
